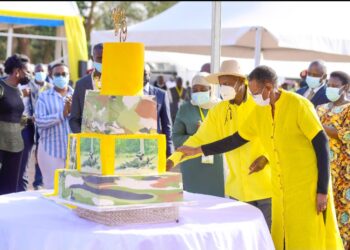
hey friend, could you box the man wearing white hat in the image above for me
[167,60,272,229]
[171,72,224,197]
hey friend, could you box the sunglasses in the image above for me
[54,72,69,77]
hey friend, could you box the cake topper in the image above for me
[112,6,127,42]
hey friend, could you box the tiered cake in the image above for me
[50,42,183,225]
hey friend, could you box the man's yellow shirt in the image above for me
[169,95,271,201]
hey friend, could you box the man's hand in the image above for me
[63,96,72,117]
[249,156,269,175]
[166,159,174,171]
[316,193,328,214]
[176,146,202,157]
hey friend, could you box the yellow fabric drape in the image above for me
[0,10,88,83]
[63,15,88,83]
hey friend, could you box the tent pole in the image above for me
[6,25,13,59]
[254,26,262,67]
[55,27,64,61]
[211,1,221,98]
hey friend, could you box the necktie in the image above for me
[306,89,315,100]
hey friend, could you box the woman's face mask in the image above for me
[249,87,270,106]
[18,68,32,85]
[191,91,210,106]
[325,86,345,102]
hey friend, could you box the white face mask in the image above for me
[306,75,323,89]
[325,86,344,102]
[249,87,270,106]
[220,85,236,101]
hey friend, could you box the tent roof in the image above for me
[91,1,350,62]
[0,1,80,16]
[0,1,80,30]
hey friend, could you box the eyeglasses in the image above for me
[54,72,69,77]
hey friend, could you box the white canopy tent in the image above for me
[0,1,80,62]
[91,1,350,66]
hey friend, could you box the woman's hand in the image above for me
[166,159,174,171]
[249,155,269,175]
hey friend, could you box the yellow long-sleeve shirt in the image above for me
[168,95,271,202]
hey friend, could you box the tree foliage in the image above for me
[77,1,178,43]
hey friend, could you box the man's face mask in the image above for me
[306,75,323,89]
[35,72,47,82]
[220,81,239,101]
[93,62,102,73]
[53,72,69,89]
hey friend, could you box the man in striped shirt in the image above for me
[35,63,73,189]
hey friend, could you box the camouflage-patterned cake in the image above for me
[53,42,183,207]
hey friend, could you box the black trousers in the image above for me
[17,123,35,191]
[0,149,23,195]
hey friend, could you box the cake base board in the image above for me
[76,206,179,226]
[44,195,196,226]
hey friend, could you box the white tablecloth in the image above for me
[0,191,274,250]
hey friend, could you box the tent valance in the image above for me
[0,7,87,82]
[0,15,64,27]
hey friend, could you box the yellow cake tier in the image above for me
[66,133,166,176]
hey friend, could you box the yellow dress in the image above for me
[239,90,343,250]
[317,102,350,250]
[169,95,272,202]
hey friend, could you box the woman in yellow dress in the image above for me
[177,66,344,250]
[317,71,350,249]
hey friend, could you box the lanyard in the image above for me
[198,106,205,122]
[176,86,183,97]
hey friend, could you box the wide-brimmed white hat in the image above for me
[205,60,246,84]
[191,72,211,87]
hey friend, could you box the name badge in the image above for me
[201,155,214,164]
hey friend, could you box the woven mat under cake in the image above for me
[75,206,179,226]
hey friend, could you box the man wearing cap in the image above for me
[172,72,224,197]
[167,60,272,229]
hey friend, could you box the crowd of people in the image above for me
[0,45,349,249]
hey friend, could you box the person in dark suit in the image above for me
[154,75,167,91]
[144,64,174,157]
[296,60,330,107]
[169,77,189,122]
[69,43,103,133]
